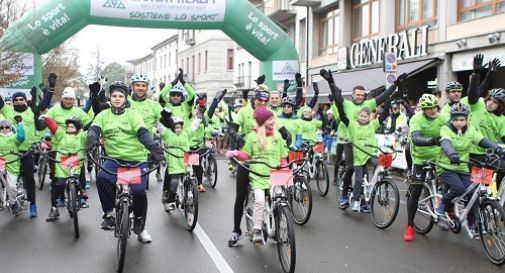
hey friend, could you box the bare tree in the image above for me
[41,43,80,102]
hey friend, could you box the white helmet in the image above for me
[62,87,76,99]
[172,116,184,125]
[130,73,149,84]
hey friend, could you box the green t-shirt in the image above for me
[269,105,282,116]
[160,83,196,124]
[409,112,445,165]
[0,106,35,151]
[161,129,190,175]
[46,105,92,148]
[242,131,288,190]
[0,130,23,176]
[128,98,162,134]
[299,119,322,144]
[468,98,505,155]
[53,129,86,178]
[437,125,484,174]
[331,99,376,141]
[235,105,256,136]
[205,114,221,139]
[92,108,147,162]
[348,119,380,166]
[440,97,470,122]
[189,117,206,149]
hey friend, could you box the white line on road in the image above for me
[194,223,235,273]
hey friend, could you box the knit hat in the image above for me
[12,91,26,100]
[254,106,274,127]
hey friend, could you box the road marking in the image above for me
[194,223,235,273]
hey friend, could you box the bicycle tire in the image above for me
[276,205,296,273]
[69,182,80,239]
[290,176,312,225]
[370,180,400,229]
[184,179,199,231]
[116,201,129,273]
[315,161,329,197]
[243,191,254,242]
[412,183,434,234]
[0,179,6,210]
[335,162,346,197]
[206,156,218,188]
[38,157,47,190]
[478,199,505,265]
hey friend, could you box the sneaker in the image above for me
[85,182,91,190]
[403,225,414,241]
[57,199,65,207]
[198,184,206,193]
[9,201,22,216]
[351,200,360,212]
[80,199,89,208]
[252,229,264,246]
[138,229,152,243]
[162,190,170,204]
[164,202,176,212]
[360,203,371,213]
[339,196,349,209]
[101,213,115,230]
[46,207,59,222]
[228,232,242,247]
[435,199,445,215]
[30,203,38,218]
[133,217,145,235]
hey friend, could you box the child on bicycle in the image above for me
[41,115,86,221]
[158,111,190,212]
[0,119,25,216]
[436,103,505,235]
[225,106,288,245]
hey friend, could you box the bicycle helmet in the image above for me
[172,116,184,125]
[445,81,463,92]
[109,81,129,96]
[4,95,12,101]
[169,85,184,95]
[233,99,243,108]
[65,116,82,131]
[281,96,296,107]
[450,103,469,117]
[418,94,438,109]
[130,73,149,84]
[0,119,12,130]
[489,88,505,104]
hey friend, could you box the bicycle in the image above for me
[162,145,199,231]
[299,141,330,196]
[34,139,51,190]
[288,150,312,225]
[40,148,86,239]
[231,157,303,273]
[201,145,218,189]
[88,153,160,273]
[412,150,505,265]
[0,152,28,216]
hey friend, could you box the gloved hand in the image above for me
[218,89,227,101]
[430,137,440,146]
[89,82,101,97]
[283,79,290,92]
[312,82,319,96]
[86,137,99,151]
[295,73,302,87]
[160,108,172,120]
[48,73,57,89]
[242,89,250,100]
[489,58,501,72]
[177,68,186,85]
[38,114,47,122]
[473,54,485,74]
[225,150,239,159]
[255,75,265,85]
[98,75,107,86]
[29,86,37,102]
[449,154,461,164]
[495,147,505,158]
[159,82,166,90]
[328,94,334,102]
[170,74,179,86]
[278,126,292,147]
[320,69,334,84]
[394,73,408,86]
[148,144,165,163]
[14,115,22,124]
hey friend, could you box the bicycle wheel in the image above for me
[478,199,505,265]
[38,157,47,190]
[335,162,346,196]
[69,182,80,239]
[290,176,312,225]
[276,205,296,273]
[412,184,434,234]
[370,180,400,229]
[116,201,129,273]
[315,161,329,197]
[0,179,6,210]
[206,156,218,189]
[184,179,199,231]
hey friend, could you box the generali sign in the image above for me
[350,25,429,68]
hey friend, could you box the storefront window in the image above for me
[319,7,340,56]
[397,0,437,30]
[352,0,380,42]
[458,0,505,21]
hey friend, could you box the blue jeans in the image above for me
[97,159,148,220]
[440,170,477,221]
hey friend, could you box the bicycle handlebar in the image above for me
[88,154,160,178]
[231,157,305,178]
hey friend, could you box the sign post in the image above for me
[384,52,397,88]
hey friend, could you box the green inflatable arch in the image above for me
[0,0,299,95]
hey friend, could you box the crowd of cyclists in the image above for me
[1,53,505,270]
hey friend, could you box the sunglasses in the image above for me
[0,126,10,130]
[170,93,182,97]
[453,117,467,122]
[14,98,25,102]
[449,90,462,93]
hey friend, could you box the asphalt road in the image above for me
[0,160,504,273]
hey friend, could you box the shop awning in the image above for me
[308,58,441,95]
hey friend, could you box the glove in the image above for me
[89,82,101,97]
[255,75,265,85]
[48,73,57,89]
[14,115,22,124]
[170,75,179,86]
[312,82,319,96]
[328,94,334,102]
[177,68,186,85]
[295,73,302,86]
[430,137,440,146]
[319,69,334,84]
[394,73,408,86]
[159,82,166,90]
[38,114,47,122]
[473,54,485,74]
[278,126,292,147]
[242,89,250,100]
[86,137,99,151]
[148,144,165,163]
[225,150,239,160]
[489,58,501,72]
[218,89,227,101]
[283,79,290,92]
[495,147,505,158]
[98,75,107,86]
[449,154,461,164]
[160,108,172,119]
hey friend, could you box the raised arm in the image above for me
[307,82,319,109]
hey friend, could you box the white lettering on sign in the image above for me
[90,0,225,22]
[272,60,298,81]
[244,12,279,46]
[350,25,429,68]
[27,3,70,36]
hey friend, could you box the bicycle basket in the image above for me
[313,142,324,154]
[288,151,304,162]
[117,167,141,185]
[378,153,393,168]
[184,152,200,166]
[0,157,5,172]
[60,155,80,169]
[270,169,293,186]
[470,166,493,185]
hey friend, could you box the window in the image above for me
[192,55,195,82]
[299,18,307,60]
[352,0,380,41]
[227,49,234,70]
[397,0,437,30]
[164,55,167,68]
[458,0,505,21]
[204,50,208,73]
[169,53,171,65]
[181,59,184,73]
[198,53,201,73]
[247,61,252,88]
[319,7,340,56]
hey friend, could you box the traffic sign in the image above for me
[383,52,398,73]
[386,73,397,84]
